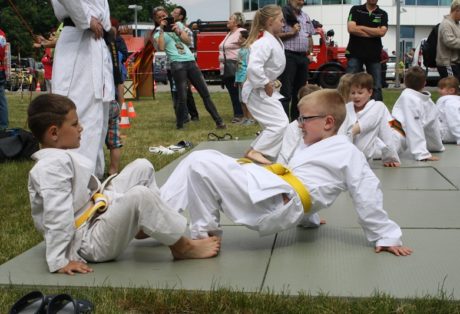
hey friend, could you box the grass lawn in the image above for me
[1,89,459,313]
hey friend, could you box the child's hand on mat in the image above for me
[58,261,93,275]
[383,161,400,167]
[375,246,413,256]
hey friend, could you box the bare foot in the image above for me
[170,236,221,260]
[135,230,149,239]
[245,149,272,165]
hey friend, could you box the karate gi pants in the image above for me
[79,159,187,262]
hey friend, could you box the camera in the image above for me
[163,16,175,32]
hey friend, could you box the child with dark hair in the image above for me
[436,76,460,144]
[27,94,220,274]
[342,72,400,167]
[391,66,445,161]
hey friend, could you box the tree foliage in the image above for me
[0,0,173,58]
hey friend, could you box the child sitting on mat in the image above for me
[27,94,220,274]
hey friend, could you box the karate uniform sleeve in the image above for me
[377,111,401,164]
[346,154,403,247]
[423,100,445,152]
[56,0,91,29]
[246,39,271,88]
[444,100,460,144]
[399,97,432,160]
[33,158,77,273]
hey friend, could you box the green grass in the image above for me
[1,89,459,313]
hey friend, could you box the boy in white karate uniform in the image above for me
[436,76,460,144]
[27,94,220,275]
[391,66,445,161]
[242,5,289,165]
[343,72,400,167]
[162,89,412,256]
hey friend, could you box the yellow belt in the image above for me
[238,158,311,213]
[74,193,108,228]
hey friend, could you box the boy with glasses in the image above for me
[161,89,412,256]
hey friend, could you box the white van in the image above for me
[411,38,440,86]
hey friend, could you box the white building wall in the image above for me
[230,0,450,53]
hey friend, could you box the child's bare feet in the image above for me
[170,236,221,259]
[245,149,272,165]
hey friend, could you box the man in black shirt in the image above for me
[346,0,388,101]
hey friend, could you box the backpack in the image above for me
[422,23,440,68]
[0,128,39,162]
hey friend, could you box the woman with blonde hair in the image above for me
[242,5,288,164]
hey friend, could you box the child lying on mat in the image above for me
[27,94,220,275]
[161,89,412,256]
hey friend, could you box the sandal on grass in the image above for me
[148,146,176,155]
[207,133,233,141]
[46,294,93,314]
[9,290,48,314]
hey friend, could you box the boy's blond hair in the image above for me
[297,84,321,100]
[404,66,426,91]
[298,89,346,132]
[337,73,354,101]
[438,76,460,94]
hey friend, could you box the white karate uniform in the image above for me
[342,100,400,164]
[51,0,115,178]
[392,89,445,160]
[161,135,403,247]
[29,149,187,273]
[436,95,460,144]
[242,31,288,159]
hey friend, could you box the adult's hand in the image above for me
[90,16,104,39]
[264,82,274,97]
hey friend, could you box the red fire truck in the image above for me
[192,20,347,88]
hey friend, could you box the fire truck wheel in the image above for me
[318,64,344,88]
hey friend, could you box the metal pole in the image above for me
[395,0,401,87]
[134,8,138,37]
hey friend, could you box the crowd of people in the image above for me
[3,0,460,277]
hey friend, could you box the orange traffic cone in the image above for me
[119,102,130,129]
[35,82,41,92]
[127,102,136,118]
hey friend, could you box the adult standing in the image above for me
[346,0,388,101]
[152,7,225,129]
[278,0,315,121]
[219,12,246,123]
[0,27,8,130]
[51,0,114,178]
[171,6,199,123]
[436,0,460,80]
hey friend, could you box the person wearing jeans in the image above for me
[345,0,388,101]
[278,0,315,122]
[347,58,383,100]
[152,7,225,129]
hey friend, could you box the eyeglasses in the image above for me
[297,115,326,124]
